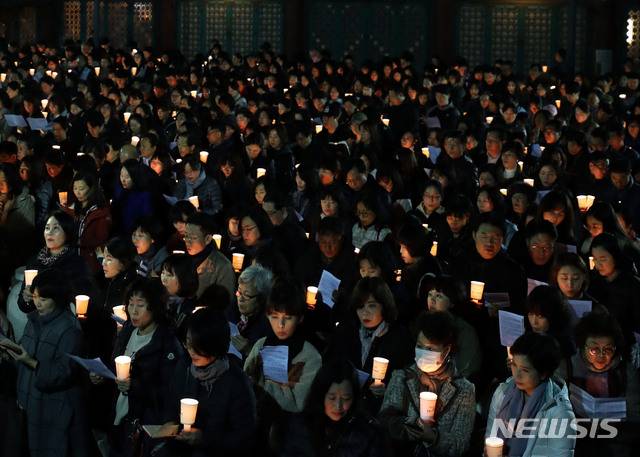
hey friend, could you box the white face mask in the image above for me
[415,347,443,373]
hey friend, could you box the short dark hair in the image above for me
[591,232,632,273]
[187,307,230,358]
[105,237,137,270]
[197,284,231,313]
[525,220,558,243]
[123,277,168,325]
[418,274,466,308]
[133,215,165,243]
[525,285,570,334]
[31,268,71,310]
[266,277,305,317]
[303,358,361,418]
[350,277,398,322]
[473,212,505,236]
[397,220,430,258]
[574,312,624,357]
[416,311,457,347]
[357,241,398,284]
[187,213,216,236]
[46,210,77,246]
[510,332,561,378]
[549,253,589,293]
[161,254,199,298]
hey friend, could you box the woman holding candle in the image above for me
[409,180,448,241]
[107,277,185,457]
[277,358,391,457]
[1,268,90,457]
[132,216,169,277]
[244,277,322,413]
[160,308,257,457]
[486,332,575,457]
[112,159,156,236]
[537,190,577,245]
[379,311,475,457]
[17,210,95,315]
[325,277,413,410]
[237,206,274,265]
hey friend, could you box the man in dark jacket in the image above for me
[436,130,478,200]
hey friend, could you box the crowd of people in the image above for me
[0,35,639,457]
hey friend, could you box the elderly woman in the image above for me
[569,312,640,457]
[379,311,475,457]
[486,332,575,457]
[1,268,89,457]
[226,264,273,359]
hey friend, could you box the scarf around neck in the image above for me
[185,170,206,197]
[190,242,214,269]
[418,351,456,393]
[359,321,389,367]
[190,357,230,393]
[496,379,550,457]
[36,246,72,267]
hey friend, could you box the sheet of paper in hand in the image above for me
[498,311,525,347]
[142,424,180,439]
[4,114,28,128]
[318,270,341,308]
[26,118,50,131]
[567,300,592,323]
[569,384,626,419]
[356,369,370,387]
[68,354,116,380]
[260,345,289,384]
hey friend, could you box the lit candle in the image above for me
[589,256,595,270]
[430,241,438,257]
[353,247,360,254]
[499,188,507,197]
[52,145,61,150]
[421,147,430,158]
[123,112,131,124]
[188,196,199,210]
[75,295,90,317]
[395,269,402,282]
[305,232,310,239]
[542,65,548,73]
[576,194,595,212]
[131,67,138,76]
[24,269,38,286]
[486,116,494,124]
[115,355,131,380]
[58,191,68,206]
[94,67,100,77]
[212,234,222,249]
[381,117,390,127]
[619,93,627,100]
[485,437,504,457]
[256,168,266,178]
[315,125,323,134]
[524,178,534,187]
[419,392,438,423]
[232,253,244,272]
[130,136,140,147]
[470,281,485,303]
[29,68,35,76]
[555,99,561,109]
[199,151,209,163]
[190,90,197,99]
[517,161,524,172]
[112,305,128,322]
[192,306,206,313]
[422,224,429,232]
[306,286,318,308]
[172,250,185,255]
[371,357,389,385]
[180,398,199,431]
[41,99,48,110]
[0,73,5,82]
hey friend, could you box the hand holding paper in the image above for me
[260,345,289,384]
[498,311,525,347]
[318,270,341,308]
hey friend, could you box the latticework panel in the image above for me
[64,0,82,40]
[523,7,551,67]
[108,2,129,48]
[133,2,153,47]
[574,6,586,71]
[628,10,640,59]
[309,2,366,60]
[491,5,518,63]
[205,2,226,51]
[180,0,200,58]
[86,0,95,39]
[230,3,254,55]
[19,7,37,45]
[257,2,283,52]
[458,3,486,68]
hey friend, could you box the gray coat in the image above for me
[17,308,89,457]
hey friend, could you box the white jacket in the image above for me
[486,377,576,457]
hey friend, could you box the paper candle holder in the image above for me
[232,253,244,272]
[306,286,318,308]
[115,355,131,380]
[372,357,389,385]
[212,234,222,249]
[419,392,437,422]
[470,281,485,302]
[24,269,38,286]
[75,295,90,317]
[180,398,199,431]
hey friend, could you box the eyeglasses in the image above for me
[587,346,616,357]
[530,244,553,252]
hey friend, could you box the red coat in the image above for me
[77,206,112,274]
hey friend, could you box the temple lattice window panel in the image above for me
[629,10,640,59]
